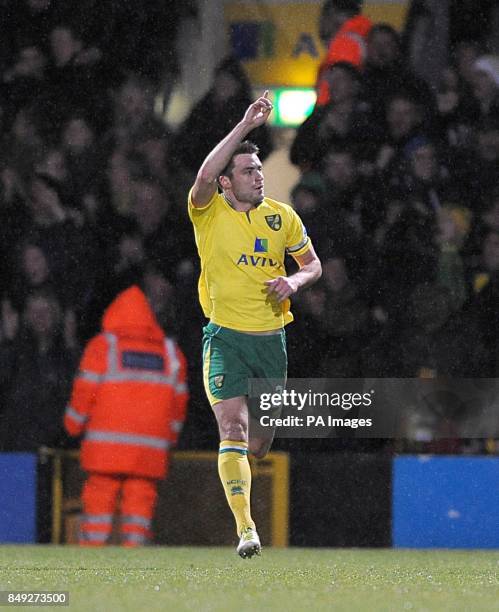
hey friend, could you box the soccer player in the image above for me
[188,91,322,558]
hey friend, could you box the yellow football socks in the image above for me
[218,440,255,535]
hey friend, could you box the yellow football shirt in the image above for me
[188,188,311,331]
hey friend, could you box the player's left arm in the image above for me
[265,244,322,303]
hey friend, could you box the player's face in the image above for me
[226,153,265,205]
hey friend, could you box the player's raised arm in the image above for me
[190,91,273,207]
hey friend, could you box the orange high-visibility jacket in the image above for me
[316,14,373,106]
[64,286,188,479]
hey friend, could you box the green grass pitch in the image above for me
[0,546,498,611]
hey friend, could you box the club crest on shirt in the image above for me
[265,214,282,231]
[214,374,225,388]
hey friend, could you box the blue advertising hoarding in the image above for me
[393,456,499,548]
[0,453,37,543]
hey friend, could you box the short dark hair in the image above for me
[326,60,362,84]
[220,140,260,178]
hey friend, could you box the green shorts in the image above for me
[202,322,287,406]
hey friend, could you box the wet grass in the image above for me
[0,546,498,611]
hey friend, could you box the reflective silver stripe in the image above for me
[78,370,102,383]
[344,30,367,63]
[286,235,310,254]
[85,430,171,450]
[165,338,188,394]
[103,372,173,384]
[79,530,109,542]
[165,338,179,379]
[122,532,147,544]
[65,405,87,424]
[171,420,183,433]
[81,513,113,524]
[121,515,151,529]
[104,332,118,374]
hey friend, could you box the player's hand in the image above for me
[265,276,298,303]
[242,91,273,128]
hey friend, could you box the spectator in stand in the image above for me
[388,136,452,214]
[2,0,57,65]
[130,177,195,281]
[97,0,191,85]
[399,282,487,377]
[466,230,499,375]
[60,113,103,210]
[3,106,45,178]
[316,0,372,106]
[436,40,484,148]
[99,147,136,220]
[363,24,435,125]
[41,23,111,131]
[298,257,370,377]
[0,98,5,138]
[453,116,499,213]
[320,145,381,244]
[35,145,75,206]
[10,240,59,309]
[290,62,372,171]
[470,55,499,121]
[369,194,438,324]
[142,267,178,336]
[435,205,471,311]
[373,92,426,178]
[0,288,79,452]
[1,43,48,118]
[464,188,499,275]
[22,172,97,309]
[290,173,336,260]
[133,122,173,186]
[174,56,273,176]
[104,74,170,152]
[132,122,191,210]
[363,280,486,379]
[0,164,30,282]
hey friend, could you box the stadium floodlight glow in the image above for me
[271,88,316,127]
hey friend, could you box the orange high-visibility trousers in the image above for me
[79,472,158,546]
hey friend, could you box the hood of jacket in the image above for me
[102,285,163,341]
[339,14,373,39]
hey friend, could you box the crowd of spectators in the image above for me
[288,17,499,449]
[0,0,497,456]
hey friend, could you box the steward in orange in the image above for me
[316,0,372,106]
[64,285,188,546]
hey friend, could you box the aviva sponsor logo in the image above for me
[237,254,279,267]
